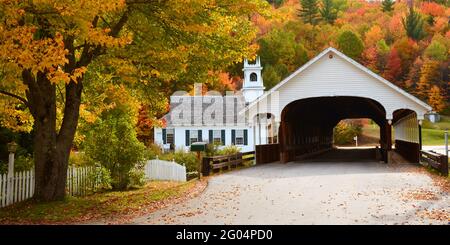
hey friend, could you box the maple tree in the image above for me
[0,0,268,201]
[428,85,446,112]
[383,48,402,86]
[417,59,441,101]
[364,25,384,48]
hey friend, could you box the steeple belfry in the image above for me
[241,56,265,103]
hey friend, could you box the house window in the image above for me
[250,72,258,82]
[190,130,199,144]
[209,129,225,145]
[213,130,222,144]
[235,130,244,145]
[166,129,174,145]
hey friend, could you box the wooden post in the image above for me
[418,124,423,151]
[196,151,202,179]
[6,152,14,205]
[386,121,392,151]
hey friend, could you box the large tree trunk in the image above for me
[23,70,82,201]
[18,12,126,202]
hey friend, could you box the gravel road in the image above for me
[131,149,450,225]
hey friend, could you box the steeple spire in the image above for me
[241,56,265,103]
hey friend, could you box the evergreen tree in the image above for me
[381,0,394,12]
[267,0,284,8]
[299,0,320,25]
[320,0,338,24]
[402,7,426,41]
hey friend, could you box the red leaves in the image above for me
[383,48,402,84]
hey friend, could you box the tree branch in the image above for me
[0,89,29,107]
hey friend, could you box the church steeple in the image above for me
[241,56,265,103]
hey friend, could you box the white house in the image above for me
[153,57,268,153]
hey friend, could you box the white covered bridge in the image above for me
[244,47,433,164]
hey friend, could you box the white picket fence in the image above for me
[67,166,101,197]
[0,165,97,208]
[145,159,187,182]
[0,169,34,208]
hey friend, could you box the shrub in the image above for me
[128,164,146,188]
[145,143,163,160]
[204,142,221,157]
[160,149,198,173]
[333,121,362,145]
[69,152,90,167]
[83,113,147,190]
[0,160,6,174]
[85,164,113,191]
[216,145,241,156]
[14,154,34,172]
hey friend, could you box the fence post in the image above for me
[202,157,211,177]
[6,142,17,206]
[445,130,448,158]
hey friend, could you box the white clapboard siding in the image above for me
[145,159,187,182]
[246,48,431,123]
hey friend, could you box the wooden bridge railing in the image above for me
[256,144,280,164]
[395,140,420,163]
[201,151,255,176]
[420,150,448,176]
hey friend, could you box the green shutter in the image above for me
[209,130,213,144]
[244,129,248,145]
[221,130,225,145]
[185,130,190,146]
[162,128,167,144]
[198,130,202,142]
[231,129,235,145]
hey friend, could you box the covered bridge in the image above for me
[244,47,433,164]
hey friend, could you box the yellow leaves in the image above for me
[47,66,87,84]
[71,67,88,81]
[47,67,70,84]
[87,27,132,48]
[0,27,69,79]
[0,96,34,132]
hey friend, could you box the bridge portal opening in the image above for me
[277,96,392,163]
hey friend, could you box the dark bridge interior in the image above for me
[277,96,392,163]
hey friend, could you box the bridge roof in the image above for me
[245,47,433,117]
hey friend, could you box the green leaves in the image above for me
[337,30,364,60]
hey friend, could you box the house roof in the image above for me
[163,95,247,127]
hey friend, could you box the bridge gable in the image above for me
[246,47,432,122]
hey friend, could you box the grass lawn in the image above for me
[422,115,449,146]
[0,179,204,224]
[360,119,448,146]
[422,128,447,146]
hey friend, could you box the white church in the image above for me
[153,56,274,153]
